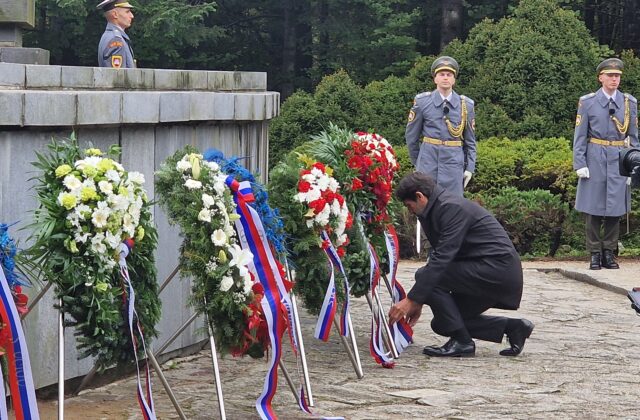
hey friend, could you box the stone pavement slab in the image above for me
[34,260,640,419]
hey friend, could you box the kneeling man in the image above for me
[389,172,533,357]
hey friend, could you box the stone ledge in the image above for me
[0,89,280,126]
[0,63,268,91]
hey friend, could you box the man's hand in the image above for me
[576,167,590,178]
[389,297,423,327]
[463,170,473,188]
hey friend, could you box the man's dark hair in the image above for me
[395,172,436,201]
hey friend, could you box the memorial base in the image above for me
[0,47,49,65]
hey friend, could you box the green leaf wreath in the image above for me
[268,151,352,314]
[27,135,160,371]
[307,124,400,297]
[155,146,267,357]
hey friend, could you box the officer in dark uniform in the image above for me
[96,0,136,69]
[405,56,476,197]
[573,58,639,270]
[389,172,534,358]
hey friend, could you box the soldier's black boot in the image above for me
[602,249,619,269]
[589,252,601,270]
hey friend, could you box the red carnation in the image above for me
[298,180,311,193]
[312,162,326,172]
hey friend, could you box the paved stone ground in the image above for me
[35,260,640,419]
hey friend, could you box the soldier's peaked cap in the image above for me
[431,56,459,77]
[597,58,623,75]
[97,0,134,11]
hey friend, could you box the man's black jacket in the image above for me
[408,185,523,310]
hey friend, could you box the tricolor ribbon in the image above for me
[0,264,39,420]
[365,240,394,368]
[315,230,351,341]
[118,242,156,420]
[225,177,310,419]
[384,225,413,351]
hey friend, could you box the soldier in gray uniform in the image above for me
[96,0,136,69]
[573,58,638,270]
[405,56,476,197]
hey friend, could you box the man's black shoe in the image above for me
[500,319,534,357]
[602,249,619,269]
[422,338,475,357]
[589,252,601,270]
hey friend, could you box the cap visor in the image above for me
[434,66,457,75]
[600,69,622,75]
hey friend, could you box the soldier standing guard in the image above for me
[573,58,639,270]
[405,56,477,197]
[96,0,136,69]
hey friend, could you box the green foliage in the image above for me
[26,135,160,371]
[472,188,568,256]
[155,146,266,357]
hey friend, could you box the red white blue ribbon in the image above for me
[118,242,156,420]
[225,177,310,419]
[365,240,394,368]
[384,226,413,351]
[315,230,351,341]
[0,265,39,420]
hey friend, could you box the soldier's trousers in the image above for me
[585,214,619,252]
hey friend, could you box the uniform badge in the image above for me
[575,114,582,127]
[109,41,124,48]
[111,55,123,69]
[408,110,415,122]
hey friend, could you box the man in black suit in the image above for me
[388,172,534,357]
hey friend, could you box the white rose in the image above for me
[184,179,202,189]
[202,193,215,208]
[219,276,233,292]
[211,229,227,246]
[128,171,145,185]
[198,208,212,223]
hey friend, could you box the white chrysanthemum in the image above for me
[243,276,253,295]
[198,208,212,223]
[205,161,220,172]
[211,229,227,246]
[213,178,226,195]
[316,175,330,191]
[185,179,202,189]
[74,232,90,244]
[294,192,307,203]
[128,171,145,185]
[176,159,192,172]
[219,276,233,292]
[63,175,82,191]
[105,169,121,183]
[305,187,321,202]
[66,213,81,228]
[310,167,323,177]
[105,231,121,249]
[202,193,215,208]
[331,199,341,216]
[92,208,110,228]
[328,178,339,192]
[109,195,129,212]
[302,174,315,183]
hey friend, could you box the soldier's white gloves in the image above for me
[576,167,590,179]
[627,177,632,186]
[463,171,473,188]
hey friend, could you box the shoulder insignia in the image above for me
[625,93,637,103]
[109,41,124,48]
[575,114,582,127]
[415,91,431,100]
[111,55,123,69]
[460,95,475,105]
[580,92,596,101]
[408,110,416,123]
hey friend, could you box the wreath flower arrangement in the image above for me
[28,137,160,371]
[309,124,400,297]
[155,146,267,357]
[268,151,352,313]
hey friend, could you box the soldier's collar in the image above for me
[433,90,459,108]
[597,88,620,107]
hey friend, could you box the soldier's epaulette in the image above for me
[580,92,596,102]
[460,95,474,105]
[625,93,637,103]
[415,91,431,100]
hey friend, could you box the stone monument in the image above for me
[0,0,49,64]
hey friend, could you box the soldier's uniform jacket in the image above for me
[405,90,476,197]
[98,23,135,69]
[573,88,639,216]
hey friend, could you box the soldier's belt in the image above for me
[423,137,462,147]
[589,138,625,147]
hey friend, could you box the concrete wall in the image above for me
[0,62,279,388]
